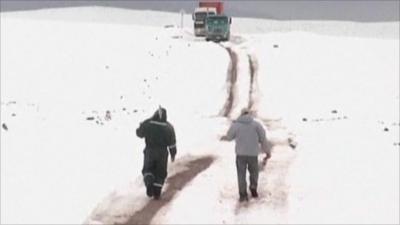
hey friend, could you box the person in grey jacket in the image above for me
[220,108,271,202]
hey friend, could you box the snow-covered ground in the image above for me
[1,7,399,224]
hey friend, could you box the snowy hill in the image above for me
[1,7,399,224]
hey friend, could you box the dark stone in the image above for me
[2,123,8,131]
[86,117,95,120]
[302,118,307,122]
[288,138,297,149]
[273,44,279,48]
[384,127,389,132]
[331,110,338,114]
[11,113,16,117]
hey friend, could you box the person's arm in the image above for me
[220,123,236,141]
[136,121,146,138]
[257,123,271,159]
[167,123,177,162]
[261,141,272,159]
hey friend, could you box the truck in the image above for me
[192,7,217,36]
[192,1,224,37]
[205,15,231,42]
[199,1,224,14]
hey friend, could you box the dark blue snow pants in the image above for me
[142,147,169,196]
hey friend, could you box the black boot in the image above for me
[144,175,155,197]
[153,186,162,200]
[250,188,258,198]
[146,185,154,197]
[239,193,248,202]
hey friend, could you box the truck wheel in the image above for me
[206,38,210,41]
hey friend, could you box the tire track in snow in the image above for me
[256,143,295,212]
[219,47,259,118]
[249,52,295,216]
[247,53,259,112]
[219,47,238,118]
[219,41,296,220]
[123,156,215,225]
[86,156,215,225]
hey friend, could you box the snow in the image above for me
[1,6,399,224]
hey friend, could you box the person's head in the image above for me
[240,107,250,116]
[152,106,167,122]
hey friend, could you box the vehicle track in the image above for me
[247,53,259,111]
[219,47,238,118]
[220,42,296,219]
[219,47,260,118]
[124,156,215,225]
[86,37,295,225]
[87,156,215,225]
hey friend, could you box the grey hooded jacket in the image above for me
[225,114,269,156]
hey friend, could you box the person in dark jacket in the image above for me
[221,108,271,202]
[136,106,177,200]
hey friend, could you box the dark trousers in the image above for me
[236,155,259,196]
[142,148,169,195]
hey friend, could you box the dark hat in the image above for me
[152,106,167,122]
[240,107,250,115]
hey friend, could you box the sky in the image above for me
[1,0,399,22]
[1,5,399,225]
